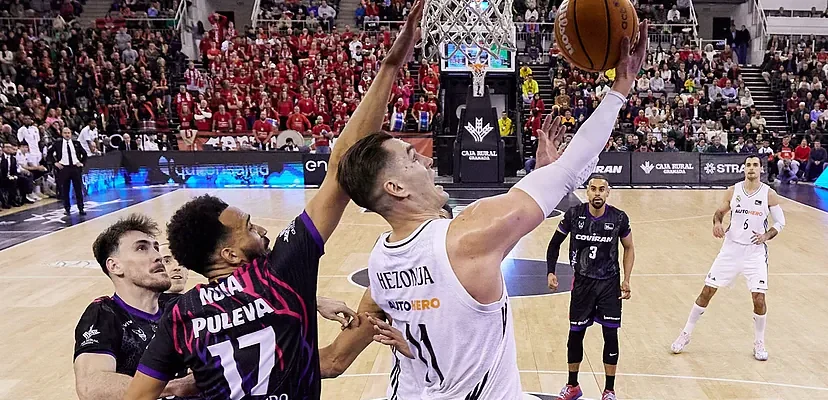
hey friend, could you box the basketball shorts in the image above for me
[569,274,622,330]
[704,239,769,293]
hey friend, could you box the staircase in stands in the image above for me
[520,65,553,159]
[739,65,788,134]
[79,0,112,23]
[335,0,359,28]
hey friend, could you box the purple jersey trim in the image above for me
[621,228,631,238]
[137,364,172,381]
[113,294,163,322]
[594,317,621,329]
[300,211,325,255]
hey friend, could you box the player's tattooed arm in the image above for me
[712,186,734,239]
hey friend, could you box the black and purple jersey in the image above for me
[558,204,630,280]
[138,212,324,400]
[74,294,165,375]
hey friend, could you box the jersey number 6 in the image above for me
[743,220,749,230]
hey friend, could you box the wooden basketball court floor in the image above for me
[1,187,827,400]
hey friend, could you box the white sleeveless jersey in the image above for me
[368,219,521,400]
[726,181,770,245]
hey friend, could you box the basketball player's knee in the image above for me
[602,326,619,365]
[567,329,586,363]
[752,292,766,307]
[699,286,717,303]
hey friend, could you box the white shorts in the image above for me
[704,239,768,293]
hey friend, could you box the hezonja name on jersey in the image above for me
[376,266,435,290]
[574,234,613,243]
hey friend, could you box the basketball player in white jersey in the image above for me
[671,156,786,361]
[334,21,648,398]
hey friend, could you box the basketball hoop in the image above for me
[419,0,515,62]
[470,62,487,97]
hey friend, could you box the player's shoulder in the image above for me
[80,295,119,316]
[606,205,629,219]
[75,296,122,332]
[567,202,588,217]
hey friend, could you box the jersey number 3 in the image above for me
[588,246,597,259]
[207,326,277,400]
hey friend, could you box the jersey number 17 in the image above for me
[207,326,281,400]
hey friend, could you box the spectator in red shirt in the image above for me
[794,138,811,178]
[213,105,232,132]
[633,110,649,127]
[411,96,431,132]
[252,111,274,141]
[178,103,194,131]
[311,116,333,154]
[175,86,194,113]
[421,70,440,97]
[194,100,213,131]
[297,91,315,116]
[287,106,312,135]
[233,110,248,132]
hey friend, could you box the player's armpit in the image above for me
[123,372,168,400]
[447,190,545,304]
[73,353,132,400]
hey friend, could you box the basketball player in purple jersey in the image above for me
[123,4,424,399]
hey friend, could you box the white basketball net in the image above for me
[419,0,516,63]
[470,63,487,97]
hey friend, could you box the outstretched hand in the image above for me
[383,0,424,67]
[613,20,650,95]
[535,114,568,169]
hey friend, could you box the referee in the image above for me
[546,175,636,400]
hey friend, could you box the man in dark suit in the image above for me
[118,133,138,151]
[48,127,88,215]
[0,141,35,209]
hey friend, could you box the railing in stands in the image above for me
[252,0,261,27]
[688,0,701,47]
[0,16,62,38]
[174,0,187,30]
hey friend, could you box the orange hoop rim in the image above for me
[471,62,487,73]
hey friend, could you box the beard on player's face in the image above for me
[590,197,606,209]
[130,262,172,292]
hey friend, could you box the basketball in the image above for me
[554,0,639,72]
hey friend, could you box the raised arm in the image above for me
[449,21,649,266]
[304,0,423,242]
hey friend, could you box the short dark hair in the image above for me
[337,131,394,211]
[588,174,610,186]
[92,214,159,276]
[744,155,762,164]
[166,195,229,275]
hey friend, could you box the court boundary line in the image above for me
[0,190,180,256]
[337,370,828,392]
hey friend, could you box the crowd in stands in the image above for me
[765,6,828,18]
[518,23,826,182]
[182,10,441,152]
[258,0,340,32]
[0,14,182,210]
[0,0,85,21]
[758,34,828,181]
